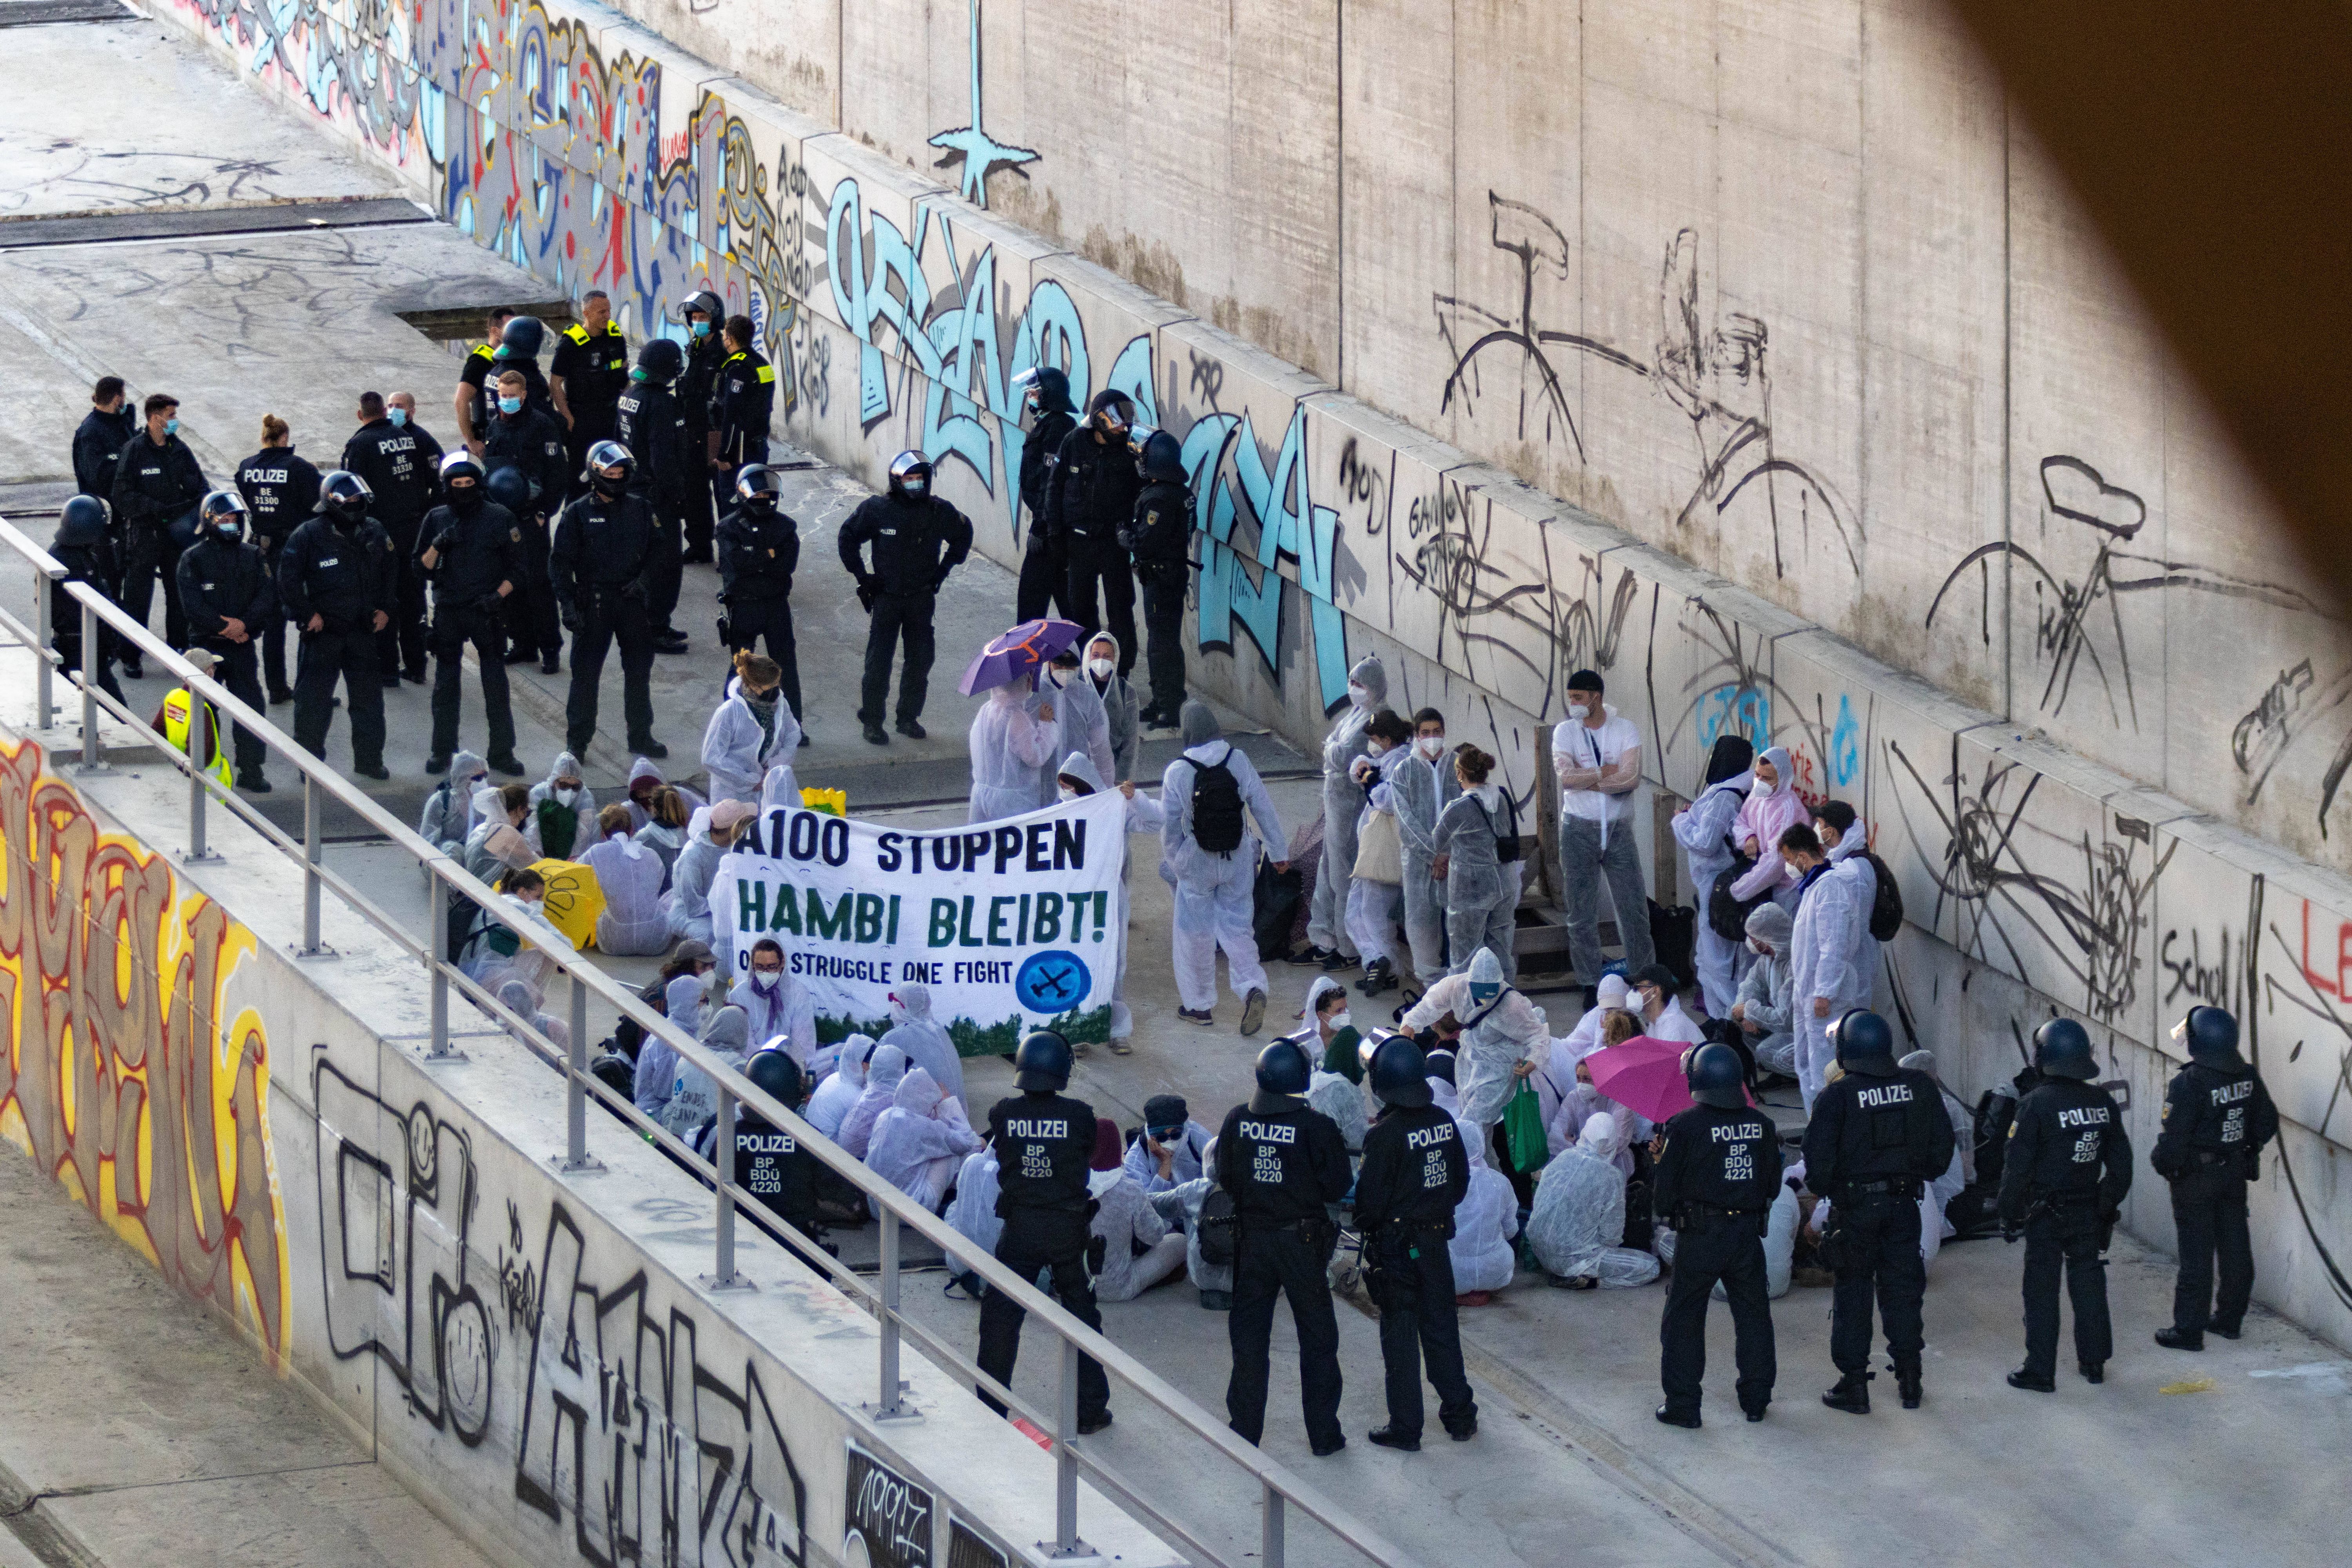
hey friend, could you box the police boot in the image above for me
[1821,1372,1871,1415]
[2005,1367,2056,1393]
[1368,1425,1421,1451]
[1895,1365,1923,1408]
[2153,1326,2204,1352]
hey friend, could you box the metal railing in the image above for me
[0,515,1411,1568]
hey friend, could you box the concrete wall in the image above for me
[143,0,2352,1350]
[0,730,1177,1568]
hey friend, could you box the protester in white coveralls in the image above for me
[804,1034,875,1140]
[1297,653,1390,969]
[701,651,804,806]
[1399,947,1549,1140]
[1733,901,1799,1079]
[583,803,670,955]
[1160,701,1287,1036]
[1056,751,1163,1053]
[878,982,964,1108]
[1781,821,1872,1111]
[838,1043,907,1160]
[969,674,1057,824]
[1033,646,1114,806]
[863,1067,980,1212]
[1342,710,1414,996]
[728,936,817,1066]
[1374,707,1460,999]
[1430,745,1523,980]
[1670,735,1757,1015]
[1526,1111,1661,1288]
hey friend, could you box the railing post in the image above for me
[1263,1482,1285,1568]
[183,671,219,863]
[76,597,103,771]
[870,1208,914,1420]
[561,973,601,1172]
[1050,1339,1085,1559]
[702,1087,750,1292]
[33,571,52,729]
[296,772,333,957]
[422,866,466,1063]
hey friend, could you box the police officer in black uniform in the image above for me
[461,315,557,443]
[716,464,803,724]
[1122,428,1192,727]
[711,314,774,498]
[48,495,126,705]
[452,307,514,454]
[1996,1018,2132,1391]
[615,338,694,655]
[1012,366,1076,622]
[549,290,629,497]
[1654,1043,1782,1427]
[72,376,135,509]
[417,451,525,775]
[174,491,274,792]
[277,471,396,780]
[1354,1032,1476,1451]
[677,289,727,563]
[976,1031,1112,1434]
[734,1050,836,1270]
[1219,1038,1353,1454]
[837,452,973,745]
[550,441,666,758]
[232,415,321,704]
[1801,1009,1954,1414]
[343,390,443,686]
[114,392,209,665]
[481,368,570,671]
[1049,390,1143,674]
[2152,1005,2279,1351]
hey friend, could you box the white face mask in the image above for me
[1782,857,1802,880]
[1750,775,1775,798]
[554,786,578,806]
[1086,656,1115,681]
[751,970,780,993]
[1365,740,1388,758]
[1567,701,1591,721]
[1058,784,1080,802]
[1416,735,1445,759]
[1046,665,1071,688]
[1749,938,1772,957]
[1348,682,1370,710]
[1327,1009,1352,1031]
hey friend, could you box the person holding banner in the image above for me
[664,799,753,944]
[1034,646,1116,806]
[970,675,1058,822]
[879,983,964,1107]
[1162,702,1288,1035]
[1058,751,1164,1053]
[702,650,804,804]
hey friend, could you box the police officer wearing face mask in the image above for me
[233,413,321,705]
[1355,1032,1477,1451]
[460,315,555,448]
[1800,1009,1954,1414]
[417,451,525,775]
[1653,1043,1782,1428]
[836,452,973,746]
[716,464,803,727]
[550,441,666,759]
[454,307,514,455]
[1120,428,1192,728]
[615,337,693,655]
[482,367,570,671]
[277,470,396,780]
[1049,391,1143,672]
[1011,365,1076,622]
[114,392,209,665]
[2151,1005,2278,1352]
[677,289,727,564]
[1219,1038,1354,1455]
[976,1031,1112,1434]
[49,495,127,706]
[174,490,275,792]
[343,390,444,687]
[1997,1018,2132,1392]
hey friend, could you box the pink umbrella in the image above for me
[1583,1034,1756,1123]
[958,617,1085,696]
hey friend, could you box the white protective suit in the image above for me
[1524,1112,1661,1287]
[1343,742,1409,969]
[1645,994,1706,1047]
[1031,664,1115,808]
[419,751,488,855]
[1450,1133,1522,1293]
[1712,1179,1800,1301]
[878,982,963,1107]
[1545,1082,1650,1173]
[968,680,1058,824]
[460,891,563,1006]
[701,673,804,805]
[460,795,528,884]
[633,818,687,889]
[660,1005,752,1142]
[1432,784,1522,980]
[1736,902,1798,1077]
[497,978,568,1054]
[1728,746,1809,905]
[584,831,671,955]
[1307,654,1389,958]
[729,967,818,1067]
[1121,1120,1214,1193]
[524,752,596,859]
[622,756,704,832]
[944,1149,1003,1275]
[805,1034,875,1139]
[1670,756,1756,1015]
[1308,1068,1368,1156]
[1398,954,1549,1129]
[1083,633,1142,783]
[1146,1136,1233,1296]
[1089,1168,1189,1302]
[1160,707,1287,1013]
[1902,1050,1973,1241]
[633,972,706,1114]
[662,812,737,946]
[863,1067,981,1211]
[1790,825,1878,1111]
[758,762,803,818]
[1374,735,1461,987]
[1055,751,1164,1040]
[1538,975,1632,1132]
[838,1044,907,1160]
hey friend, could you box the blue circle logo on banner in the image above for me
[1014,949,1091,1013]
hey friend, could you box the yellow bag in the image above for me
[1352,809,1403,884]
[526,858,604,951]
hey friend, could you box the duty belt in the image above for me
[2193,1149,2241,1167]
[1684,1200,1761,1220]
[1842,1176,1920,1199]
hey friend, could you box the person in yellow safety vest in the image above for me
[156,648,234,790]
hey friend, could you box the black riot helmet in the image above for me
[744,1047,807,1110]
[1366,1031,1432,1108]
[1254,1037,1313,1097]
[1014,365,1072,417]
[438,450,486,490]
[1014,1029,1073,1092]
[1138,428,1185,484]
[735,463,787,509]
[1687,1043,1748,1109]
[2033,1018,2097,1081]
[1088,388,1136,434]
[584,439,634,497]
[678,290,724,337]
[55,495,109,548]
[635,337,683,383]
[316,469,373,526]
[499,314,546,359]
[1830,1008,1895,1076]
[2175,1005,2242,1067]
[199,488,250,539]
[485,465,532,514]
[887,450,933,501]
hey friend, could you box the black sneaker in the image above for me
[2210,1324,2244,1340]
[1445,1419,1477,1441]
[1076,1411,1113,1436]
[425,754,450,774]
[1742,1404,1769,1423]
[1310,1437,1347,1458]
[122,661,145,681]
[799,731,811,748]
[1367,1426,1420,1451]
[267,686,294,705]
[2079,1362,2104,1384]
[1177,1007,1214,1026]
[1356,959,1396,995]
[653,632,690,655]
[862,722,890,746]
[1821,1374,1871,1414]
[2006,1368,2056,1394]
[2154,1327,2205,1352]
[1285,945,1334,966]
[354,762,391,781]
[1654,1405,1700,1430]
[1238,989,1267,1036]
[236,769,272,794]
[540,655,563,674]
[896,717,927,739]
[1896,1368,1923,1408]
[1319,949,1357,972]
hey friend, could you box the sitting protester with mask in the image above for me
[1123,1094,1216,1194]
[583,802,669,955]
[1734,902,1799,1079]
[728,936,817,1065]
[524,750,595,860]
[1089,1118,1191,1303]
[878,982,963,1107]
[864,1067,982,1212]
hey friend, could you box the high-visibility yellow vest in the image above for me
[162,687,234,789]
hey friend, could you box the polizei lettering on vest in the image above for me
[1240,1120,1298,1144]
[1855,1084,1914,1109]
[1004,1118,1069,1140]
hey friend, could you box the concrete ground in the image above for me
[4,16,2352,1568]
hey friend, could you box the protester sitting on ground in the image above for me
[663,798,753,944]
[944,1144,1003,1298]
[878,982,964,1107]
[421,751,489,855]
[1901,1049,1973,1243]
[1631,964,1705,1040]
[1734,902,1798,1078]
[1089,1118,1190,1302]
[659,1004,753,1143]
[524,750,595,859]
[633,971,710,1118]
[1547,1007,1648,1164]
[462,782,533,882]
[1526,1111,1662,1289]
[1450,1124,1522,1303]
[806,1034,876,1140]
[839,1043,907,1160]
[611,939,714,1065]
[622,755,702,831]
[863,1067,980,1211]
[633,784,692,889]
[1297,975,1366,1082]
[497,978,568,1054]
[728,936,817,1065]
[1122,1094,1214,1194]
[459,866,560,1004]
[1145,1136,1233,1310]
[583,802,669,955]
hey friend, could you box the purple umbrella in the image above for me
[959,618,1085,695]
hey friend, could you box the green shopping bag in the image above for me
[1503,1080,1550,1175]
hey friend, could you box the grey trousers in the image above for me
[1559,815,1653,983]
[1401,854,1449,985]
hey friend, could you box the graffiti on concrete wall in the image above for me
[0,737,290,1365]
[928,0,1038,209]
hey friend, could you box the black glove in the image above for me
[472,591,504,615]
[932,568,952,591]
[2000,1218,2022,1244]
[2097,1212,2117,1252]
[855,580,877,613]
[619,578,648,604]
[559,604,581,633]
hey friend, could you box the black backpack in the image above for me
[1191,753,1246,853]
[1198,1187,1238,1267]
[1706,854,1767,940]
[1489,790,1521,864]
[1861,849,1904,941]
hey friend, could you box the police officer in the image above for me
[1997,1019,2132,1391]
[1219,1038,1353,1455]
[677,289,727,564]
[1121,428,1192,727]
[976,1031,1111,1434]
[735,1050,836,1270]
[837,452,973,745]
[48,495,126,706]
[277,471,396,780]
[1653,1043,1782,1427]
[461,314,557,447]
[1801,1009,1953,1414]
[113,392,209,665]
[417,451,525,775]
[614,338,693,655]
[72,376,135,508]
[481,368,569,671]
[452,307,514,454]
[232,414,321,704]
[1354,1032,1476,1451]
[549,290,629,495]
[343,390,443,686]
[711,314,775,503]
[716,464,803,725]
[173,490,274,793]
[1011,366,1076,622]
[1049,391,1143,671]
[550,441,666,758]
[2152,1005,2279,1351]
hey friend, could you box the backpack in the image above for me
[1191,753,1246,854]
[1861,849,1904,941]
[1707,855,1766,941]
[1488,790,1521,864]
[1198,1187,1238,1267]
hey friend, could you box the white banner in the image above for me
[711,792,1128,1048]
